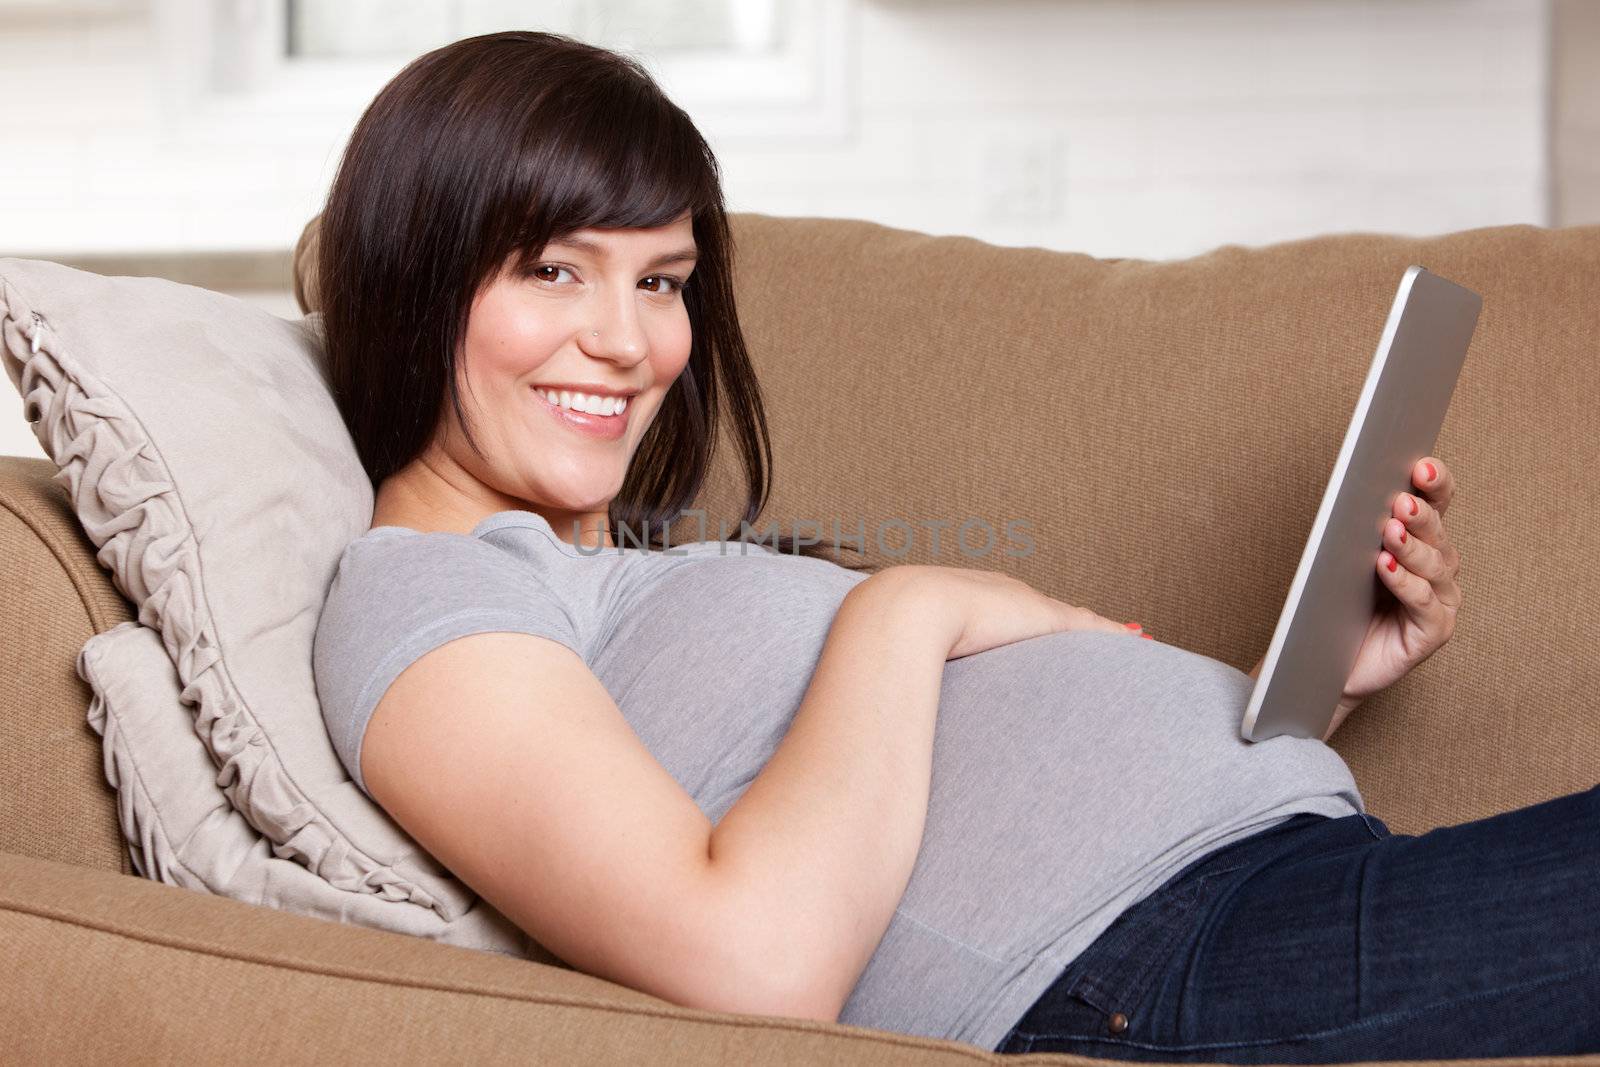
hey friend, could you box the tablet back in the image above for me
[1242,266,1482,742]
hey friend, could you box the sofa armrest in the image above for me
[0,850,994,1063]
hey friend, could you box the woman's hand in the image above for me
[1326,455,1462,739]
[864,564,1142,660]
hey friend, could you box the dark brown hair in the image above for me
[316,30,867,567]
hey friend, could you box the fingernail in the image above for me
[1399,528,1407,543]
[1141,633,1155,640]
[1386,555,1398,572]
[1424,461,1436,482]
[1124,621,1142,630]
[1407,495,1418,516]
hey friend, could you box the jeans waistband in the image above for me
[1061,811,1388,1018]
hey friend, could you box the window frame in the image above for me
[153,0,854,143]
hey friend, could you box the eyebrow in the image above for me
[546,236,699,270]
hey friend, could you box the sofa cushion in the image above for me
[4,847,1007,1064]
[0,258,538,944]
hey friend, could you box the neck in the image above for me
[370,451,614,548]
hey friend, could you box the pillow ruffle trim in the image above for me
[81,627,211,890]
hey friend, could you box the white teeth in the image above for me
[539,388,628,416]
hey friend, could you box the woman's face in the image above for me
[438,213,698,528]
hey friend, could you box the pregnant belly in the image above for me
[898,630,1355,956]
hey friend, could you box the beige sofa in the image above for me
[4,211,1599,1064]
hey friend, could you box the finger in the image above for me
[1393,490,1462,583]
[1383,514,1446,581]
[1377,548,1455,634]
[1122,620,1157,640]
[1394,490,1449,548]
[1101,614,1142,638]
[1383,514,1462,609]
[1078,607,1133,636]
[1412,456,1454,517]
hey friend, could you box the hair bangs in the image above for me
[500,78,718,276]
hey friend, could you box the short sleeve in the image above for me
[312,531,584,800]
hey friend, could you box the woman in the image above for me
[309,30,1600,1060]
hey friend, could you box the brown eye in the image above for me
[640,275,684,295]
[531,264,575,284]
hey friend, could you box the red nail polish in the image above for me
[1124,621,1141,630]
[1400,528,1407,543]
[1386,556,1398,572]
[1424,461,1436,482]
[1408,496,1418,516]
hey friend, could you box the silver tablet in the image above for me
[1241,266,1481,742]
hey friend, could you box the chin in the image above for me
[542,483,621,515]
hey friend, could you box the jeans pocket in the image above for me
[994,992,1111,1054]
[1002,867,1244,1052]
[995,820,1340,1055]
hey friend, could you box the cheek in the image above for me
[650,314,695,378]
[465,291,563,378]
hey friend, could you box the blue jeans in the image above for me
[993,783,1600,1059]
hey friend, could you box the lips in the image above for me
[532,385,630,441]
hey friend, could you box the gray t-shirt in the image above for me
[312,508,1364,1051]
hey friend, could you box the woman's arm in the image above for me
[707,565,1135,1022]
[706,568,959,1023]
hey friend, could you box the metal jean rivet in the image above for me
[1107,1011,1130,1035]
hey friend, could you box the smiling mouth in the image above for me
[533,387,632,417]
[531,386,631,438]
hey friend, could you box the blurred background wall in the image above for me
[2,0,1594,459]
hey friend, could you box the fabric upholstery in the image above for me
[0,455,131,873]
[2,848,986,1065]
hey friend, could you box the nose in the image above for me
[578,289,649,366]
